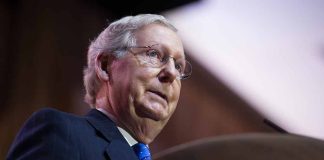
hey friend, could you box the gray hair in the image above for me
[83,14,178,107]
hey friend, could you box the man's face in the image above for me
[107,24,184,143]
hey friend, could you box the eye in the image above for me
[146,49,161,59]
[175,63,183,73]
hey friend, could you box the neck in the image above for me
[95,86,114,116]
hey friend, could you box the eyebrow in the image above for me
[153,44,185,60]
[129,43,159,49]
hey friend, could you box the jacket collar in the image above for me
[85,109,122,142]
[85,109,138,160]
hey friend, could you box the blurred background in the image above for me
[1,0,324,159]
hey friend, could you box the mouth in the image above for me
[136,89,170,121]
[148,90,168,103]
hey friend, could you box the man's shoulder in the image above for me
[31,107,81,120]
[15,107,91,142]
[7,108,90,159]
[24,107,86,129]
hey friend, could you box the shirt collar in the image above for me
[96,108,138,146]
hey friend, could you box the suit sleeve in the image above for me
[7,108,77,160]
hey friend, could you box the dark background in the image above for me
[0,0,276,158]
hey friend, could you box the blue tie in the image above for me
[132,143,152,160]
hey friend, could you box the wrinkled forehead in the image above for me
[134,24,185,59]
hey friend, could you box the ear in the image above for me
[95,53,115,82]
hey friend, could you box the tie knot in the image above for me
[132,143,151,160]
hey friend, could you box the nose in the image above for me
[158,58,178,83]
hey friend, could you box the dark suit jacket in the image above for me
[7,108,139,160]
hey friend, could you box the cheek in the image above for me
[129,67,156,99]
[110,61,136,107]
[130,80,145,102]
[169,81,181,110]
[170,81,181,102]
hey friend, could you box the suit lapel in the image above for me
[105,140,139,160]
[85,109,120,142]
[85,109,138,160]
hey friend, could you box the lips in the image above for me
[135,89,169,121]
[148,90,168,103]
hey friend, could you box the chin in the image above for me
[136,127,161,144]
[134,118,167,144]
[138,135,155,144]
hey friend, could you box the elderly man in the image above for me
[7,14,191,160]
